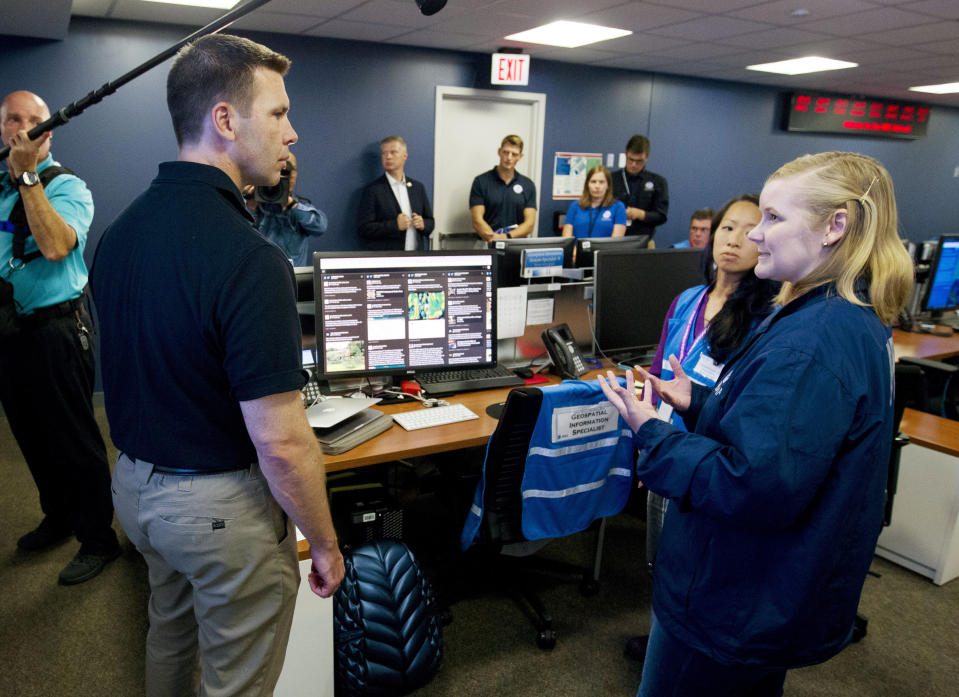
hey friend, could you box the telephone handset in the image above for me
[542,323,588,379]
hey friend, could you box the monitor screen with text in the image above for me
[313,251,497,380]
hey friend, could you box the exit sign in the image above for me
[491,53,530,86]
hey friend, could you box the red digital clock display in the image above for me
[785,92,930,139]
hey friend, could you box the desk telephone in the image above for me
[542,323,588,379]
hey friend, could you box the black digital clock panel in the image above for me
[784,92,930,140]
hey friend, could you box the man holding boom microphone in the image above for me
[92,35,343,694]
[1,89,120,585]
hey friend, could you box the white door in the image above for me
[433,86,547,248]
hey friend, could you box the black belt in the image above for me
[19,296,84,328]
[152,464,250,476]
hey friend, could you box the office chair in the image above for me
[853,360,922,642]
[896,355,957,419]
[460,382,635,650]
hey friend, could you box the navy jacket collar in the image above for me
[155,161,254,223]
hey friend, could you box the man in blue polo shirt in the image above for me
[469,134,537,242]
[0,89,119,586]
[91,35,343,695]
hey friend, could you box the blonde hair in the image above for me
[766,151,913,324]
[578,165,615,209]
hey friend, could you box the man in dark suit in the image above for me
[358,136,434,250]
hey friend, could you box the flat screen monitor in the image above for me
[574,235,652,268]
[491,236,575,287]
[922,234,959,313]
[593,248,705,360]
[312,251,497,381]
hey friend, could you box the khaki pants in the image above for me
[112,453,300,697]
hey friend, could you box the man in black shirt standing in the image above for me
[469,134,537,242]
[611,134,669,242]
[92,34,343,695]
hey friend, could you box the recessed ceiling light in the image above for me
[909,82,959,94]
[505,21,632,49]
[747,56,857,75]
[140,0,239,9]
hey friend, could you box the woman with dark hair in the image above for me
[561,165,627,238]
[602,152,913,695]
[624,194,780,662]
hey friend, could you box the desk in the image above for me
[877,408,959,586]
[892,327,959,361]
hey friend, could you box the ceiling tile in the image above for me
[859,21,959,46]
[920,37,959,55]
[303,18,408,41]
[264,0,367,15]
[632,42,744,61]
[902,0,959,20]
[388,28,489,50]
[592,32,689,55]
[633,0,759,10]
[487,0,627,20]
[648,16,774,41]
[530,47,624,63]
[231,12,329,34]
[798,6,933,35]
[717,27,834,50]
[429,10,537,37]
[729,0,877,26]
[338,0,448,28]
[577,2,703,32]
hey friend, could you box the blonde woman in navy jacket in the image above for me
[600,152,913,697]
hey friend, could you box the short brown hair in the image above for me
[380,136,407,149]
[501,134,524,151]
[167,34,291,147]
[690,208,714,224]
[625,134,650,155]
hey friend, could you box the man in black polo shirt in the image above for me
[611,134,669,242]
[469,134,537,242]
[91,34,343,695]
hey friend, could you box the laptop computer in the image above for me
[300,346,382,428]
[306,396,382,429]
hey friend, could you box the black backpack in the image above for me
[333,540,443,696]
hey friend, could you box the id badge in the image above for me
[657,399,674,423]
[693,354,723,383]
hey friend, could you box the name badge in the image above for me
[694,354,723,383]
[513,183,524,194]
[656,399,674,424]
[602,210,611,220]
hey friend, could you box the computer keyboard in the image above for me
[392,403,480,431]
[416,365,524,395]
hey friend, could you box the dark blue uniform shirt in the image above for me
[469,167,536,232]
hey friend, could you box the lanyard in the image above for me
[586,206,601,237]
[677,288,710,363]
[621,170,631,196]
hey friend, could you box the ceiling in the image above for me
[11,0,959,107]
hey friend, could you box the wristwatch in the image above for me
[17,171,40,188]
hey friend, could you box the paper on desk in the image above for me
[526,296,555,326]
[497,286,528,339]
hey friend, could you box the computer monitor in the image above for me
[921,234,959,314]
[592,248,705,360]
[312,250,497,382]
[491,236,575,287]
[574,235,651,268]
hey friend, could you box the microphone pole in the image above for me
[0,0,273,161]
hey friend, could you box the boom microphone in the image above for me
[0,0,273,161]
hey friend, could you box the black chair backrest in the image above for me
[481,387,544,545]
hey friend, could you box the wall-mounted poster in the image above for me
[552,152,603,199]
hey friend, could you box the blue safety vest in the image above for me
[461,379,635,549]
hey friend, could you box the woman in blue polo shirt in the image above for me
[600,152,914,697]
[561,165,627,238]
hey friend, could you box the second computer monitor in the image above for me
[491,236,575,287]
[922,234,959,314]
[574,235,651,268]
[592,248,705,361]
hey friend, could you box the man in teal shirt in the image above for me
[0,90,119,585]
